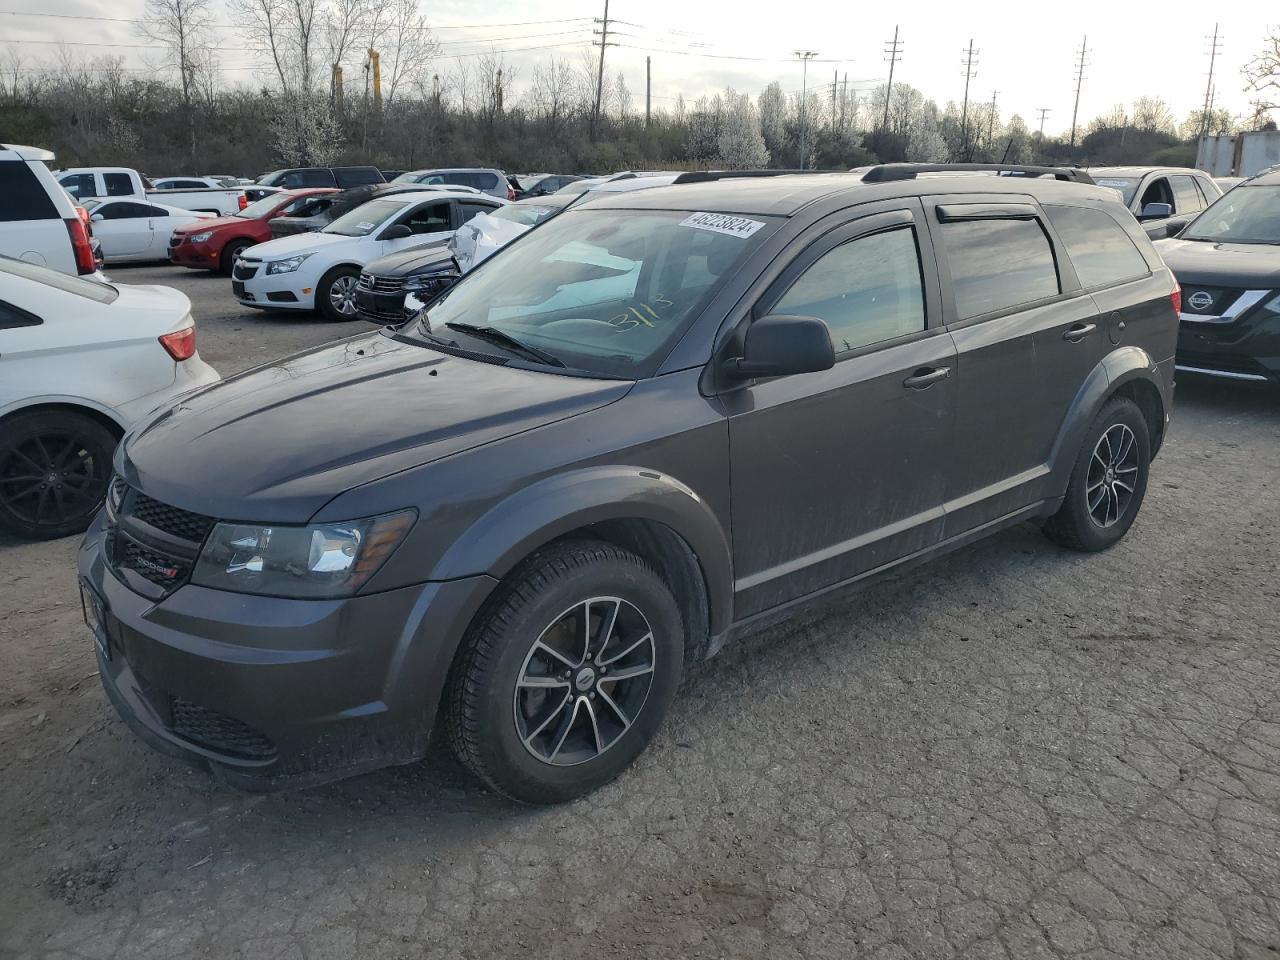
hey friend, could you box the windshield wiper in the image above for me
[443,322,566,367]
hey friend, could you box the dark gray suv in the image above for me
[79,166,1179,803]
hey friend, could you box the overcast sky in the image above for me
[3,0,1276,134]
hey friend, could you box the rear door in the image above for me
[926,196,1101,534]
[92,201,156,257]
[723,202,957,616]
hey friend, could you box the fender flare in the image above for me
[429,465,734,636]
[1046,345,1165,493]
[0,395,126,432]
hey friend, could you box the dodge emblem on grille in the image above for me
[134,555,179,579]
[1187,291,1214,311]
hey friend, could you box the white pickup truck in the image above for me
[55,167,264,216]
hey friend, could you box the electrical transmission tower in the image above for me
[882,25,903,132]
[1069,36,1089,147]
[1201,24,1222,138]
[959,39,979,160]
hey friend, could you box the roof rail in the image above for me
[672,169,845,184]
[858,163,1095,185]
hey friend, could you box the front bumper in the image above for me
[168,237,221,269]
[354,285,409,324]
[231,259,312,311]
[1176,306,1280,384]
[79,514,496,790]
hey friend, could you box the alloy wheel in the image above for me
[329,275,358,316]
[513,597,657,766]
[0,432,108,529]
[1086,423,1139,528]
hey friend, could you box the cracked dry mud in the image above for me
[2,268,1279,959]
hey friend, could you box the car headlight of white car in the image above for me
[266,253,313,275]
[188,231,214,243]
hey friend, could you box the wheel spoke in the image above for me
[533,640,577,673]
[0,472,43,484]
[3,480,43,502]
[603,662,654,683]
[1113,478,1135,494]
[1088,485,1107,513]
[52,437,81,467]
[522,689,571,744]
[34,486,51,523]
[1114,428,1134,466]
[584,697,604,754]
[31,436,55,469]
[599,632,653,667]
[547,697,583,761]
[1086,478,1105,493]
[595,599,621,656]
[10,447,45,473]
[596,687,632,732]
[518,674,571,689]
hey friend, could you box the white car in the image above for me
[152,176,235,190]
[0,256,219,540]
[0,143,97,277]
[82,198,213,263]
[234,189,506,321]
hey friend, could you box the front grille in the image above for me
[117,538,186,587]
[170,697,277,761]
[358,272,404,293]
[232,262,260,280]
[130,492,215,542]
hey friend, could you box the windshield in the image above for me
[1091,177,1141,205]
[237,194,286,219]
[322,198,407,236]
[410,208,776,378]
[0,255,118,303]
[1182,185,1280,244]
[492,203,561,227]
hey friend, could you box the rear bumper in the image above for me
[79,513,497,790]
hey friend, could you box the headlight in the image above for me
[1263,292,1280,315]
[266,253,312,275]
[402,274,435,291]
[188,231,213,243]
[191,509,416,598]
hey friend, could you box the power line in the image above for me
[0,9,593,29]
[1069,35,1089,147]
[1200,23,1222,138]
[959,39,978,160]
[881,24,902,133]
[795,50,819,170]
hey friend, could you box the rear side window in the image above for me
[458,201,497,224]
[772,227,926,354]
[0,162,58,221]
[104,173,135,196]
[400,202,451,234]
[1045,205,1150,289]
[98,201,153,219]
[1171,176,1204,214]
[941,218,1059,319]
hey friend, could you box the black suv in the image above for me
[257,166,386,190]
[79,165,1178,803]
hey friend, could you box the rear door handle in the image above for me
[1063,323,1097,342]
[902,366,951,389]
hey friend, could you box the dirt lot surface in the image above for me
[2,265,1279,959]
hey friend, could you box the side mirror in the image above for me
[1164,217,1189,238]
[90,213,104,222]
[381,223,413,240]
[1139,202,1172,220]
[726,314,834,380]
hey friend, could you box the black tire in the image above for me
[219,239,252,276]
[316,265,361,322]
[1043,397,1150,552]
[447,539,684,804]
[0,410,117,540]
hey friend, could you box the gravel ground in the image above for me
[2,264,1279,959]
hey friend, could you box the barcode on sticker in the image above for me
[679,212,766,239]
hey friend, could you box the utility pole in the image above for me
[1036,107,1051,140]
[986,90,998,153]
[591,0,613,140]
[1201,23,1222,138]
[496,67,503,115]
[882,25,902,132]
[959,39,978,161]
[841,72,848,130]
[794,50,819,169]
[832,70,838,131]
[1070,35,1089,147]
[332,64,343,112]
[368,49,381,110]
[645,56,651,128]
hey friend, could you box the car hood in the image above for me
[172,215,245,234]
[1155,238,1280,287]
[119,332,631,522]
[243,231,353,260]
[364,239,452,277]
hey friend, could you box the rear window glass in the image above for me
[941,218,1060,319]
[1045,205,1150,289]
[0,162,59,221]
[0,254,119,303]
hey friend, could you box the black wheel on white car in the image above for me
[1043,396,1150,552]
[447,540,684,804]
[0,410,117,541]
[317,266,361,322]
[220,239,252,275]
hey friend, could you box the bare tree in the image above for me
[1244,29,1280,112]
[474,49,512,130]
[379,0,436,106]
[323,0,368,107]
[1132,96,1175,133]
[529,55,577,137]
[232,0,320,97]
[138,0,214,165]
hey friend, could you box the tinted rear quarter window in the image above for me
[941,218,1059,320]
[0,162,59,221]
[1044,204,1150,289]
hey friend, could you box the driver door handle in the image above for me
[902,366,951,390]
[1063,322,1097,342]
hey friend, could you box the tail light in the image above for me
[1171,280,1181,315]
[64,217,96,275]
[238,194,249,210]
[159,326,196,361]
[507,183,516,201]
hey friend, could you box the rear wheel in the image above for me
[219,239,252,275]
[0,411,117,540]
[1043,397,1150,552]
[317,266,361,322]
[447,540,684,804]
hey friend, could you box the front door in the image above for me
[94,201,155,257]
[723,205,957,617]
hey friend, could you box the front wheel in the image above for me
[0,410,117,540]
[1043,396,1150,552]
[220,239,251,275]
[447,540,684,804]
[316,266,361,322]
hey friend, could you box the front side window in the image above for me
[98,201,152,220]
[411,209,776,378]
[1045,205,1149,289]
[1181,185,1280,244]
[1171,176,1204,214]
[60,173,98,199]
[104,173,135,196]
[942,218,1059,319]
[323,198,409,237]
[771,227,926,354]
[399,202,451,234]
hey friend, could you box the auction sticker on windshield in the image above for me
[680,212,766,239]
